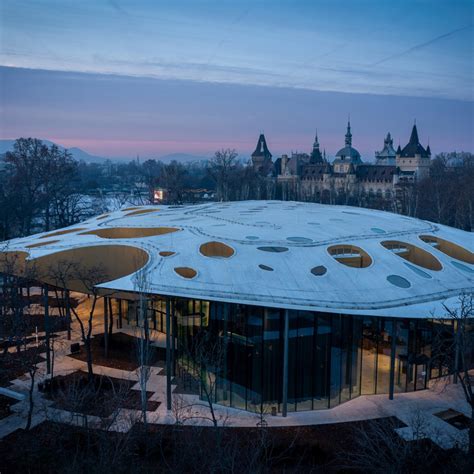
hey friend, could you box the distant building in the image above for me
[252,122,432,205]
[251,134,273,175]
[375,132,396,166]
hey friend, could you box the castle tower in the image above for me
[375,132,397,165]
[251,134,273,174]
[310,130,325,163]
[396,124,431,180]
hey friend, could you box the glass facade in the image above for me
[131,296,470,413]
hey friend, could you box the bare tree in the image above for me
[47,260,107,384]
[437,295,474,463]
[207,149,238,201]
[185,328,227,427]
[133,269,153,431]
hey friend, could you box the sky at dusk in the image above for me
[0,0,473,160]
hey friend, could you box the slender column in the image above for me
[118,299,123,329]
[44,285,51,375]
[65,289,71,340]
[103,297,109,358]
[389,319,397,400]
[282,309,290,417]
[165,297,172,410]
[171,300,176,376]
[223,303,229,402]
[454,321,459,384]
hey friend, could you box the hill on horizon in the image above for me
[0,139,212,164]
[0,138,106,163]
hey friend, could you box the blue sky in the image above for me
[0,0,472,158]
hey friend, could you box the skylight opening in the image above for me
[26,240,60,248]
[328,245,372,268]
[30,245,149,293]
[159,251,175,257]
[81,227,179,239]
[199,241,235,258]
[381,240,442,271]
[257,246,289,253]
[419,235,474,264]
[174,267,197,279]
[40,228,87,239]
[125,209,157,216]
[310,265,327,276]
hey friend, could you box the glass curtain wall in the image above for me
[154,297,459,413]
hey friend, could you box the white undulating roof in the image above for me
[4,201,474,319]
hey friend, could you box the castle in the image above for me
[251,123,431,205]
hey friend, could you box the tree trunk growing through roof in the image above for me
[133,269,152,432]
[432,295,474,467]
[47,260,108,385]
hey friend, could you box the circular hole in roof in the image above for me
[381,240,442,271]
[174,267,197,279]
[311,265,327,276]
[451,261,474,274]
[387,275,411,288]
[159,251,175,257]
[404,262,432,279]
[329,218,344,222]
[257,246,289,253]
[308,222,320,226]
[287,237,313,243]
[419,235,474,264]
[328,245,372,268]
[40,228,87,239]
[371,227,386,234]
[246,236,259,240]
[31,245,149,293]
[81,227,180,239]
[342,211,361,215]
[200,241,235,258]
[125,209,157,216]
[26,240,60,248]
[258,264,274,271]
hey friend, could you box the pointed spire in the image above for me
[313,129,319,149]
[396,144,402,154]
[345,119,352,147]
[251,133,272,159]
[409,123,420,145]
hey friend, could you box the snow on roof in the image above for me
[3,201,473,319]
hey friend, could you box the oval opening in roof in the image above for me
[81,227,179,239]
[257,246,289,253]
[199,241,235,258]
[311,265,327,276]
[327,245,372,268]
[287,237,312,243]
[40,228,86,239]
[381,240,442,271]
[419,235,474,264]
[125,209,157,216]
[174,267,197,279]
[259,264,274,271]
[26,240,60,248]
[159,251,175,257]
[387,275,411,288]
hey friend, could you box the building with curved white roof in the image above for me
[1,201,473,414]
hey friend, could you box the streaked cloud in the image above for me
[1,0,472,100]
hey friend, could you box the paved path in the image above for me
[0,302,471,452]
